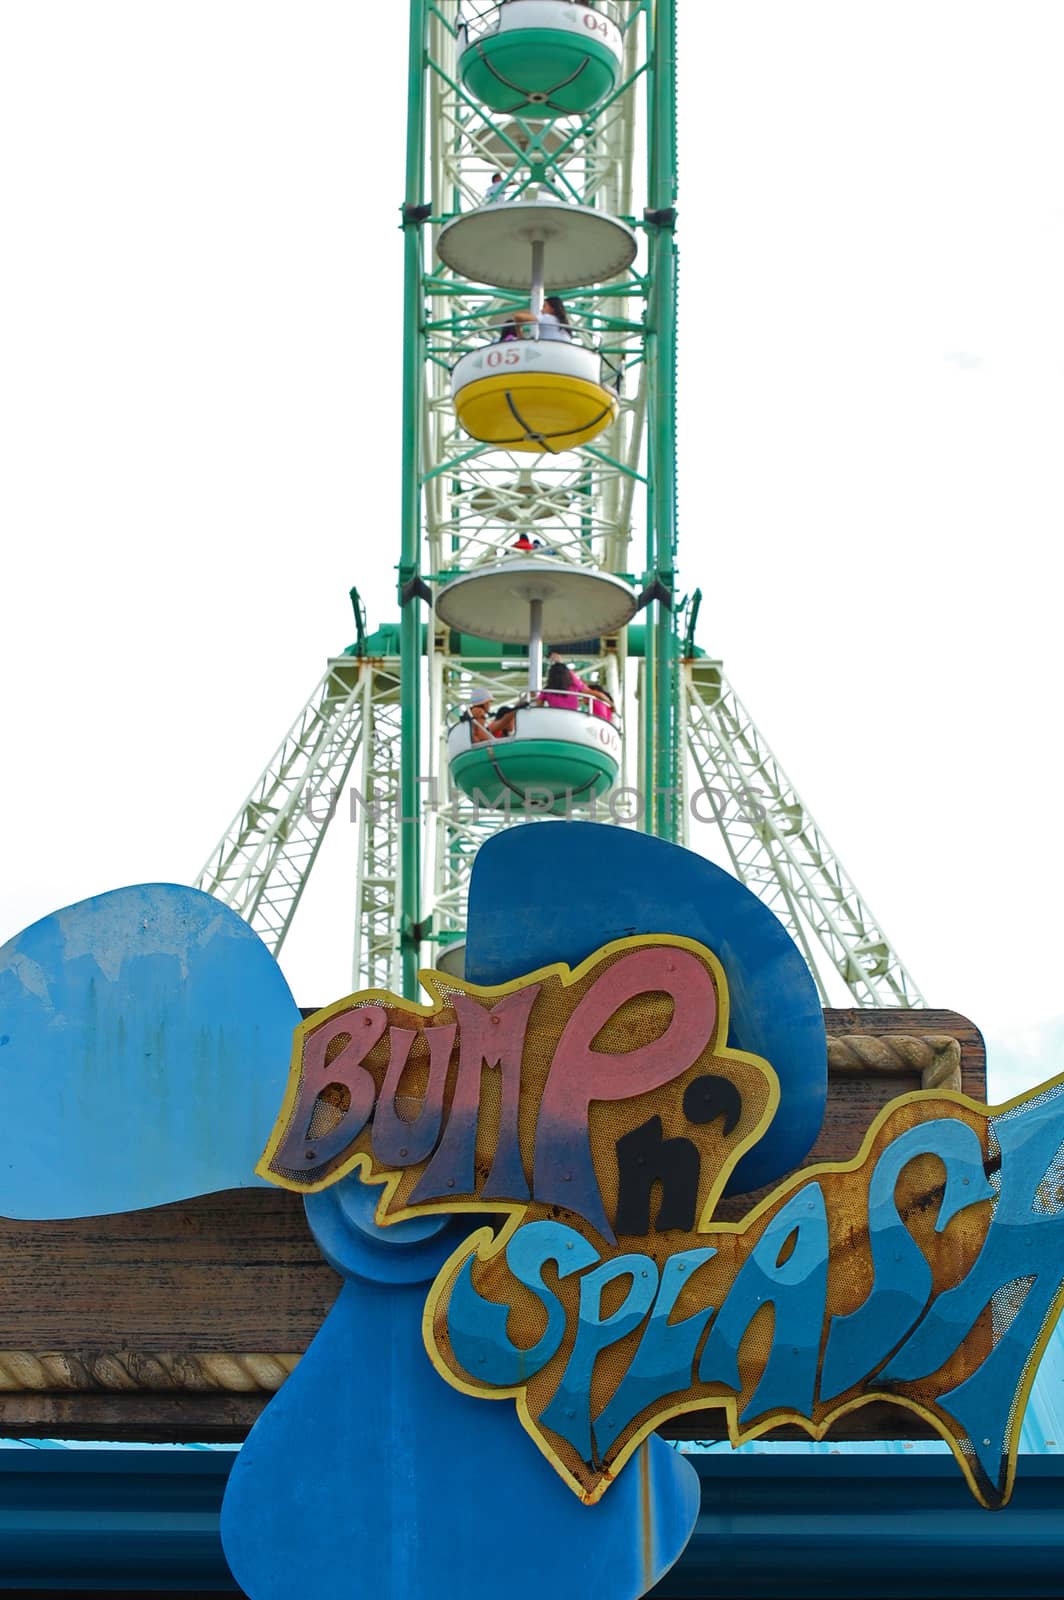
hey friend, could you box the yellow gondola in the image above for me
[451,336,618,454]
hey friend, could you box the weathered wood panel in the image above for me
[0,1391,267,1442]
[0,1189,339,1352]
[0,1009,984,1442]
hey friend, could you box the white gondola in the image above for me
[457,2,624,117]
[436,559,634,813]
[447,698,622,814]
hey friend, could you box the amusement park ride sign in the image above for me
[3,847,1064,1600]
[261,934,1064,1513]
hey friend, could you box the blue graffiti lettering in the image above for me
[821,1119,993,1402]
[447,1221,599,1387]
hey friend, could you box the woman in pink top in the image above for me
[539,655,590,712]
[587,681,616,722]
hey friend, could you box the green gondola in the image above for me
[459,2,623,116]
[449,730,620,814]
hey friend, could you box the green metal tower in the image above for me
[395,0,683,999]
[197,1,925,1013]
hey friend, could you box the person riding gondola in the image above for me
[537,296,573,341]
[462,690,494,743]
[539,653,591,712]
[496,295,573,345]
[587,680,616,723]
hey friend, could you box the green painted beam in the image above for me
[399,0,429,999]
[645,0,681,840]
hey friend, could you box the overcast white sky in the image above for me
[1,3,1062,1089]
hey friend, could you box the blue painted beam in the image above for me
[652,1456,1064,1599]
[0,1452,237,1592]
[0,1451,1062,1596]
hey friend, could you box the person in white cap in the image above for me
[465,690,493,743]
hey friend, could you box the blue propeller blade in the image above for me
[0,883,300,1218]
[222,1179,701,1600]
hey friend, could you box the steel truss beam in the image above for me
[681,657,925,1007]
[350,660,403,994]
[194,659,368,956]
